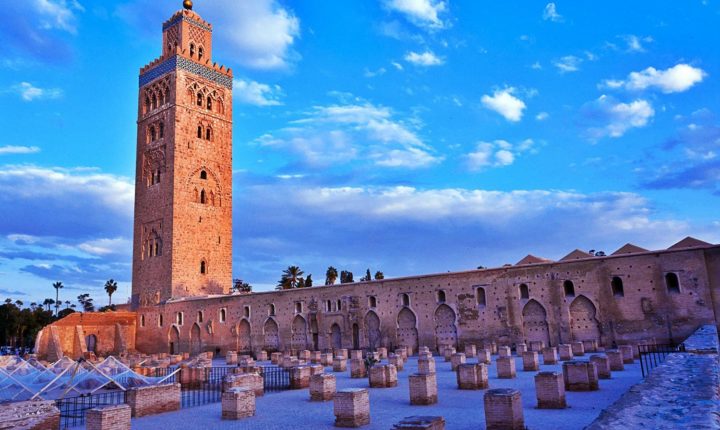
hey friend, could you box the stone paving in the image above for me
[105,352,643,430]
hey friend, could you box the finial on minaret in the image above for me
[183,0,193,10]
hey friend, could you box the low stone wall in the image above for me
[86,404,131,430]
[126,383,181,417]
[0,400,60,430]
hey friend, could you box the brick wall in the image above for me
[126,383,181,417]
[0,401,60,430]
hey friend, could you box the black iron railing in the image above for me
[181,380,223,408]
[260,366,290,392]
[55,390,127,429]
[638,343,686,377]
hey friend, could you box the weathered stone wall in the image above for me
[0,400,60,430]
[133,245,719,355]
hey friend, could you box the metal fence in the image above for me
[260,366,290,392]
[55,390,127,429]
[638,343,686,377]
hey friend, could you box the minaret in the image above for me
[131,1,233,307]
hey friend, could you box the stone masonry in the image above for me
[334,388,371,427]
[310,373,336,401]
[409,373,438,405]
[86,404,131,430]
[563,361,599,391]
[484,388,524,430]
[221,387,255,420]
[457,363,489,390]
[534,371,566,409]
[126,383,181,417]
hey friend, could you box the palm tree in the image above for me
[374,271,385,280]
[52,281,63,316]
[325,266,338,286]
[42,298,55,312]
[64,300,71,309]
[280,266,304,289]
[104,279,118,306]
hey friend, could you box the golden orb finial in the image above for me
[183,0,193,10]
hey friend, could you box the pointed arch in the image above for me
[433,304,458,352]
[569,295,601,342]
[330,323,342,350]
[365,311,381,350]
[237,319,251,352]
[263,318,280,352]
[522,299,550,346]
[396,307,418,353]
[291,315,308,350]
[168,325,181,355]
[190,323,202,356]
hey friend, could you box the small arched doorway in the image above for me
[522,300,551,346]
[310,315,319,350]
[396,308,419,353]
[291,315,308,351]
[433,304,458,352]
[365,311,381,350]
[264,318,280,352]
[331,323,342,350]
[168,326,180,355]
[352,323,360,350]
[237,319,251,352]
[85,334,97,354]
[190,323,202,356]
[570,295,601,342]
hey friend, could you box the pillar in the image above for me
[221,387,255,420]
[496,356,516,379]
[456,363,488,390]
[86,404,131,430]
[619,345,634,364]
[590,355,611,379]
[350,358,367,378]
[606,350,625,371]
[310,373,336,401]
[522,351,539,371]
[558,344,573,361]
[542,347,558,365]
[571,342,585,356]
[483,389,524,430]
[334,388,370,427]
[333,357,348,372]
[409,373,438,405]
[562,361,599,391]
[450,353,466,371]
[534,371,566,409]
[498,346,511,358]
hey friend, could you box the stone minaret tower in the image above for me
[131,1,233,307]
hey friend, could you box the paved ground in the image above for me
[118,352,643,430]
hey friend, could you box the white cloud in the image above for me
[0,146,41,155]
[623,34,653,53]
[213,0,300,70]
[542,3,563,22]
[404,51,444,66]
[364,67,387,78]
[585,95,655,138]
[535,112,549,121]
[626,64,706,93]
[553,55,582,73]
[481,88,526,122]
[391,61,404,71]
[257,102,442,168]
[77,237,132,256]
[384,0,448,30]
[465,139,535,171]
[11,82,63,102]
[531,62,542,70]
[233,79,283,106]
[34,0,84,34]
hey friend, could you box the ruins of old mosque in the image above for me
[6,1,718,429]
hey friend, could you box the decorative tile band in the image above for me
[163,14,212,32]
[140,56,232,89]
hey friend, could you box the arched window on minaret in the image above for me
[190,43,196,58]
[198,46,204,61]
[210,191,215,206]
[200,189,207,204]
[159,122,164,139]
[207,97,212,111]
[151,93,157,110]
[200,170,207,180]
[196,92,203,107]
[149,126,156,143]
[200,260,207,274]
[144,95,151,114]
[197,125,203,139]
[205,127,212,141]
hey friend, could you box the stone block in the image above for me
[606,350,625,371]
[271,352,282,365]
[418,351,433,360]
[366,351,380,362]
[126,383,181,417]
[409,373,438,405]
[310,364,325,375]
[322,353,334,367]
[456,363,488,390]
[450,353,466,371]
[334,388,370,427]
[498,346,511,358]
[377,347,388,359]
[336,349,349,360]
[522,351,539,371]
[0,400,60,430]
[516,343,527,355]
[529,341,545,352]
[619,345,634,364]
[484,388,524,430]
[571,342,585,356]
[542,347,558,365]
[86,404,131,430]
[558,344,573,361]
[255,350,268,361]
[562,361,599,391]
[443,347,456,362]
[369,364,398,388]
[496,356,516,379]
[417,357,436,374]
[290,365,312,389]
[310,373,336,401]
[349,350,363,360]
[350,358,367,378]
[226,351,238,365]
[464,344,477,358]
[333,357,348,372]
[389,354,404,371]
[397,348,409,360]
[311,351,322,363]
[418,346,430,355]
[477,349,492,365]
[534,371,566,409]
[221,387,255,420]
[590,355,611,379]
[582,340,598,353]
[299,350,311,361]
[223,372,264,397]
[392,416,446,430]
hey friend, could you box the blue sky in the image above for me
[1,0,718,307]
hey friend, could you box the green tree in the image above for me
[77,293,95,312]
[276,266,304,290]
[305,274,313,288]
[360,269,372,282]
[52,281,63,316]
[340,270,354,284]
[42,298,55,312]
[232,279,252,293]
[374,271,385,280]
[104,279,118,306]
[325,266,338,285]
